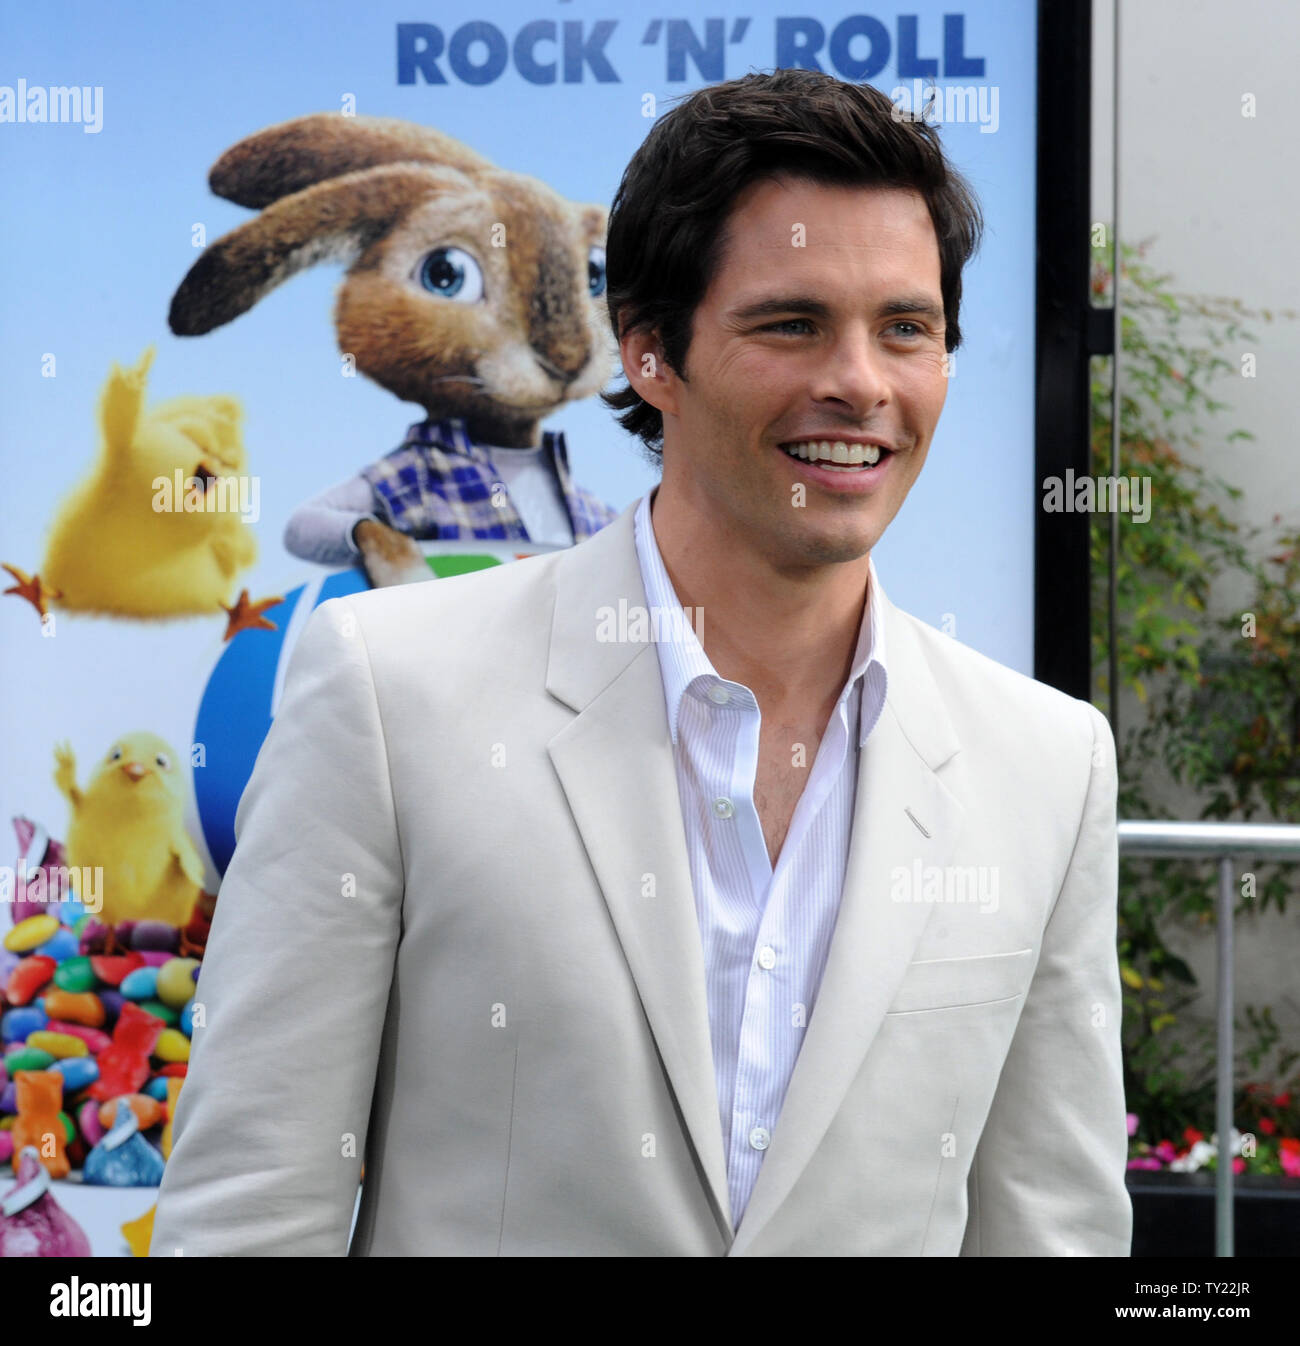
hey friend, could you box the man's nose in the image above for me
[810,326,891,413]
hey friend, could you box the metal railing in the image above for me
[1118,820,1300,1256]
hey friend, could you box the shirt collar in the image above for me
[632,489,888,748]
[404,416,570,470]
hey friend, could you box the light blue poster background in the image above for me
[0,0,1038,872]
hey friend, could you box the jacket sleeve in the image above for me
[150,596,403,1255]
[959,699,1132,1256]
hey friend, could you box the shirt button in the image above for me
[757,946,777,970]
[713,797,735,819]
[707,685,731,705]
[749,1126,771,1151]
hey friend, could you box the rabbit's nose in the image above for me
[534,353,578,385]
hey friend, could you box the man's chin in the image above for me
[775,519,879,569]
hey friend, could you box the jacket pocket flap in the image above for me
[886,947,1033,1015]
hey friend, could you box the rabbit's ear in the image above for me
[169,164,444,336]
[579,203,609,236]
[210,112,494,209]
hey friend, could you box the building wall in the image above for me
[1091,0,1300,1062]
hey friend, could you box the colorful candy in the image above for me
[161,1078,184,1159]
[41,1020,110,1054]
[11,1072,68,1178]
[153,1028,190,1064]
[52,956,96,994]
[5,1048,54,1073]
[50,1057,98,1093]
[156,958,200,1008]
[34,927,80,963]
[77,1099,106,1146]
[0,1145,93,1256]
[87,1003,164,1102]
[40,990,106,1028]
[130,921,179,953]
[82,1098,165,1187]
[96,1093,162,1131]
[3,915,60,954]
[2,881,207,1186]
[88,953,144,987]
[136,1000,177,1026]
[2,1005,48,1043]
[119,967,158,1001]
[25,1031,86,1059]
[4,956,56,1007]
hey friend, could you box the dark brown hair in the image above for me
[600,69,984,459]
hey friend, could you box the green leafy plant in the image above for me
[1088,237,1300,1146]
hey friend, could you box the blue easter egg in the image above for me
[193,547,530,876]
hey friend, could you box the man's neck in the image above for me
[648,486,870,713]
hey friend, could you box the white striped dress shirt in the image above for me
[632,489,889,1228]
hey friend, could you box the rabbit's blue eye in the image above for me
[419,247,483,304]
[588,245,607,298]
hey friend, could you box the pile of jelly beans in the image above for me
[1,904,199,1174]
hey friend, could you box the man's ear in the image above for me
[618,322,678,420]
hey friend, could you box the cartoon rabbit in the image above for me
[168,113,619,587]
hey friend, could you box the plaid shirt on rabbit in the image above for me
[360,418,617,542]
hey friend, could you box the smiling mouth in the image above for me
[779,439,893,471]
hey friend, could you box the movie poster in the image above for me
[0,0,1035,1254]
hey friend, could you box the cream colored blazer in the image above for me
[151,500,1132,1256]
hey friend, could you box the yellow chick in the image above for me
[55,732,206,928]
[42,346,257,618]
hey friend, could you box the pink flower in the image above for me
[1127,1157,1163,1170]
[1281,1139,1300,1178]
[1231,1158,1246,1175]
[1154,1140,1179,1163]
[1127,1112,1139,1137]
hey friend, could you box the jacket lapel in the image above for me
[544,503,965,1253]
[727,580,965,1255]
[545,502,735,1238]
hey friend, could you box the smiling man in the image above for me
[152,69,1132,1257]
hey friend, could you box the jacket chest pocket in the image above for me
[885,948,1033,1015]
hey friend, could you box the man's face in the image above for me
[643,175,950,569]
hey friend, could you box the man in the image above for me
[152,69,1132,1256]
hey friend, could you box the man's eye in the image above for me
[762,319,813,335]
[890,321,923,338]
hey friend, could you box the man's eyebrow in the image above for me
[727,294,945,323]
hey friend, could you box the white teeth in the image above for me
[782,439,883,466]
